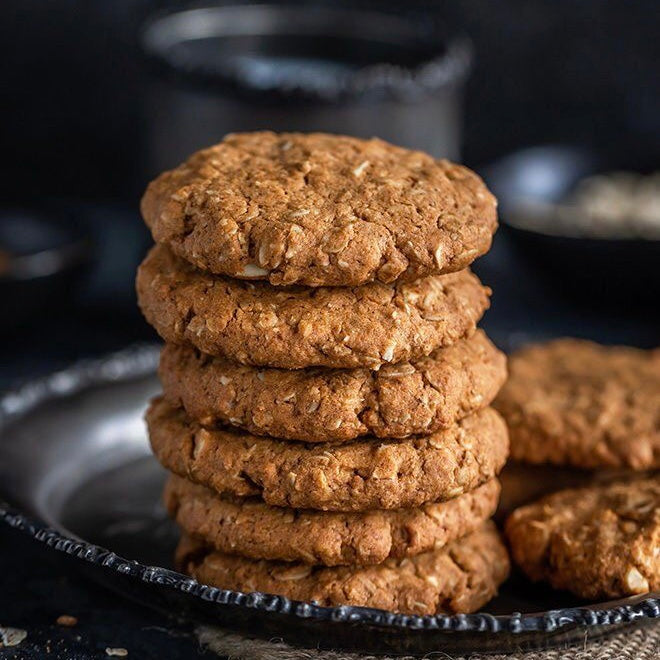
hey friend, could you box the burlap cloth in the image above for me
[195,621,659,659]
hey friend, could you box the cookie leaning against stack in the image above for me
[494,340,660,518]
[137,132,510,616]
[495,339,660,471]
[494,339,659,600]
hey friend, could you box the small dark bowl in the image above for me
[484,145,660,307]
[0,209,91,331]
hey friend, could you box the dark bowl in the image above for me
[140,3,471,173]
[484,145,660,307]
[0,209,92,330]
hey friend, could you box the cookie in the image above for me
[141,132,497,288]
[505,478,659,600]
[494,339,660,470]
[159,330,506,442]
[147,398,509,511]
[137,245,490,370]
[176,522,509,615]
[164,475,500,566]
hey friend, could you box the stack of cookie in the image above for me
[137,132,511,615]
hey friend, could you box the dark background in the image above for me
[0,2,659,658]
[2,0,660,202]
[1,0,658,387]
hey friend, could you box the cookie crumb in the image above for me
[56,615,78,627]
[0,627,27,647]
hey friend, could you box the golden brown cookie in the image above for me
[494,339,660,470]
[141,132,497,288]
[176,522,510,615]
[159,330,506,442]
[147,398,509,511]
[505,477,659,600]
[164,475,501,566]
[137,244,490,370]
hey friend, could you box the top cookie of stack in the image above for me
[141,131,497,288]
[137,132,508,616]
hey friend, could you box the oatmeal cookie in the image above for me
[141,132,497,287]
[176,522,510,615]
[159,329,506,441]
[164,475,500,566]
[506,477,659,599]
[147,398,509,511]
[137,244,490,369]
[494,339,660,470]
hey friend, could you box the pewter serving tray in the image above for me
[0,347,657,656]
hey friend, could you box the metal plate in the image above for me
[0,346,657,656]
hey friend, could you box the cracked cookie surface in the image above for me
[137,244,490,369]
[147,398,509,511]
[164,475,500,566]
[505,478,660,600]
[494,339,660,470]
[176,521,509,615]
[141,132,497,287]
[159,330,506,442]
